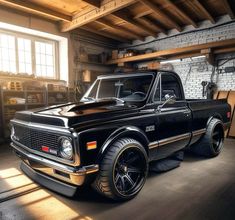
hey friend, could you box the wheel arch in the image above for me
[207,114,223,128]
[96,126,150,163]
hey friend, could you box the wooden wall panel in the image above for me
[213,90,219,99]
[217,91,229,99]
[227,91,235,116]
[229,105,235,138]
[228,91,235,138]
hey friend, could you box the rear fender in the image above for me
[207,114,223,127]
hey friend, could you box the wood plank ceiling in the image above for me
[0,0,234,42]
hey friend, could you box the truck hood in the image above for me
[14,100,139,128]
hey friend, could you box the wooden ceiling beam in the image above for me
[112,11,159,37]
[0,0,72,22]
[137,16,167,34]
[139,0,182,32]
[82,0,101,8]
[163,0,198,28]
[133,9,152,19]
[61,0,136,32]
[80,26,131,43]
[221,0,234,19]
[189,0,215,24]
[95,19,145,41]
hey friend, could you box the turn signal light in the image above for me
[227,112,231,119]
[87,141,97,150]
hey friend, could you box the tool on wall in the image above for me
[201,81,217,99]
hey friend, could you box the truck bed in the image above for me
[186,99,230,131]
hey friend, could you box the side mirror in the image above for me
[157,94,176,112]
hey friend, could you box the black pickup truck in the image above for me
[10,70,231,201]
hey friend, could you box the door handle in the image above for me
[183,111,190,117]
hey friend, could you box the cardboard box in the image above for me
[112,50,118,60]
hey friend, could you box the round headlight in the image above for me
[60,137,73,160]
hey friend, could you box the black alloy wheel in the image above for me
[113,147,147,197]
[93,138,148,201]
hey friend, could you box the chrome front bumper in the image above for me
[11,142,99,187]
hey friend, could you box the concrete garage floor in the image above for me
[0,139,235,220]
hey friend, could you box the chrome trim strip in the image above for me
[11,119,71,133]
[149,141,158,149]
[159,133,191,146]
[192,128,206,137]
[149,133,191,149]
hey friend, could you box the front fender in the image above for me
[96,126,149,163]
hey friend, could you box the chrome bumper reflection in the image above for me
[11,142,98,186]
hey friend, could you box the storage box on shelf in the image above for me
[47,84,68,105]
[0,83,77,138]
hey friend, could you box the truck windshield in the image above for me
[82,74,153,102]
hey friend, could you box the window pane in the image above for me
[17,38,32,74]
[35,41,55,78]
[0,34,16,73]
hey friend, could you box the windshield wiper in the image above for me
[83,96,96,101]
[99,97,125,104]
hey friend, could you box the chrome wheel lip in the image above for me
[113,146,147,197]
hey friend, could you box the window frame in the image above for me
[152,72,184,103]
[0,29,59,79]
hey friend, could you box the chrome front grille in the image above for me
[13,124,61,152]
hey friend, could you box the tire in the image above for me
[93,138,148,201]
[191,118,224,157]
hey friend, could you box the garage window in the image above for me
[18,38,32,74]
[35,41,55,78]
[0,34,16,73]
[0,31,58,79]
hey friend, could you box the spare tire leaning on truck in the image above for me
[191,118,225,157]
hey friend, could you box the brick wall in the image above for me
[122,19,235,99]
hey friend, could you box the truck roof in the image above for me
[97,69,177,79]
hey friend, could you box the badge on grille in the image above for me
[41,146,57,155]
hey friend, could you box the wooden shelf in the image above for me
[4,104,26,107]
[106,39,235,65]
[27,103,45,105]
[0,85,77,138]
[48,102,65,105]
[2,90,24,93]
[79,61,107,66]
[48,90,67,93]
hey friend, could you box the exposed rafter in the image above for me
[139,0,182,32]
[133,9,152,19]
[95,19,145,41]
[82,0,101,8]
[61,0,136,32]
[0,0,72,21]
[112,11,159,37]
[163,0,198,28]
[137,16,167,34]
[80,26,131,43]
[221,0,234,19]
[188,0,215,24]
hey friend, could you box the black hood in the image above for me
[14,100,138,128]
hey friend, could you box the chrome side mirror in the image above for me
[157,94,176,112]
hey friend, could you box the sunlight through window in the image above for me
[0,34,16,73]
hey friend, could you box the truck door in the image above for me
[150,72,192,160]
